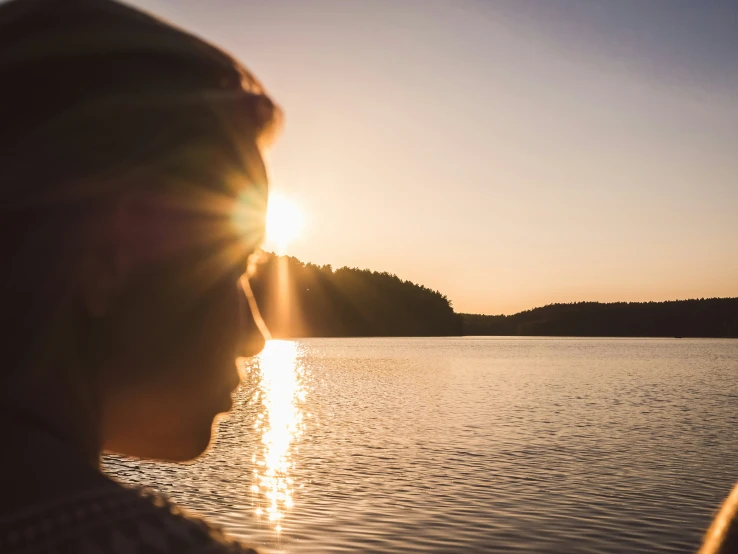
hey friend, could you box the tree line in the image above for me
[462,298,738,338]
[248,255,462,337]
[249,255,737,338]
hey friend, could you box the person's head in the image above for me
[0,0,280,461]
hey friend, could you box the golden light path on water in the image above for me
[247,340,306,534]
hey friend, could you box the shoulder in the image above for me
[0,484,258,554]
[699,482,738,554]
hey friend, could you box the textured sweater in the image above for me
[0,416,258,554]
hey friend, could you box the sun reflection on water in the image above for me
[248,340,306,532]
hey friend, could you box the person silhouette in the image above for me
[0,0,278,551]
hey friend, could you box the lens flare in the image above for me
[232,184,268,253]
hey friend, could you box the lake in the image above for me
[104,337,738,553]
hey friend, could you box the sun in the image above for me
[265,193,304,254]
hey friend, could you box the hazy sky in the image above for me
[129,0,738,314]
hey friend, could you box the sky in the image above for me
[129,0,738,314]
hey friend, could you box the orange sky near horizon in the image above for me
[129,0,738,315]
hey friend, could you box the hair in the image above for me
[0,0,280,376]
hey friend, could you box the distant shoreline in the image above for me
[461,298,738,339]
[250,256,738,340]
[286,335,738,340]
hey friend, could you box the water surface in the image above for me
[105,337,738,553]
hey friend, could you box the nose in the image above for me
[238,277,267,358]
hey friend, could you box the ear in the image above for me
[78,194,149,318]
[79,244,127,318]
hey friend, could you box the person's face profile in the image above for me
[96,170,268,462]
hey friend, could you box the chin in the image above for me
[173,418,217,461]
[165,395,237,461]
[145,416,217,462]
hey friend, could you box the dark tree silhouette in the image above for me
[249,255,462,338]
[463,298,738,338]
[249,255,737,339]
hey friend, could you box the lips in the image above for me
[216,388,235,414]
[224,375,241,409]
[228,374,241,395]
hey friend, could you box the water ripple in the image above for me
[105,338,738,553]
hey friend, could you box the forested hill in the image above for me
[249,255,737,338]
[249,255,462,337]
[462,298,738,338]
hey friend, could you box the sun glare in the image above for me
[265,193,304,255]
[248,340,307,532]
